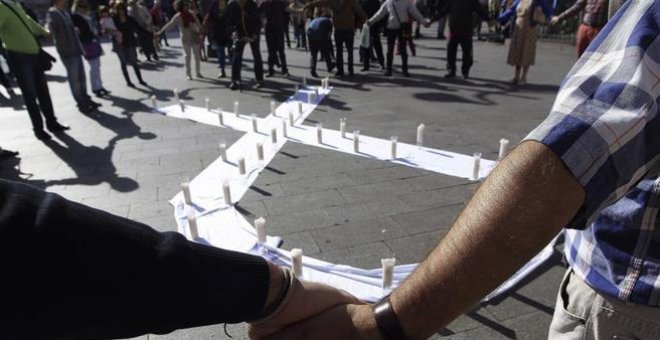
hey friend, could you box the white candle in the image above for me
[238,157,246,175]
[150,95,157,109]
[234,101,239,117]
[353,130,360,153]
[181,182,192,204]
[179,100,185,112]
[173,88,179,101]
[499,138,510,160]
[219,143,227,162]
[282,118,288,138]
[321,79,326,89]
[381,258,396,290]
[205,97,210,111]
[257,142,264,161]
[271,128,277,144]
[270,101,276,115]
[217,109,224,125]
[294,85,299,93]
[472,152,482,181]
[291,248,303,277]
[315,87,319,96]
[340,117,346,138]
[254,217,267,244]
[222,180,232,205]
[187,212,199,239]
[251,114,258,133]
[309,92,316,104]
[302,75,307,87]
[316,123,323,144]
[325,77,330,89]
[417,123,425,147]
[297,101,303,115]
[288,110,294,127]
[391,136,398,159]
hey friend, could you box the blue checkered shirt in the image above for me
[525,0,660,305]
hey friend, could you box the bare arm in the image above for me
[261,141,585,340]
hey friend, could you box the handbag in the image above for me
[359,24,371,48]
[83,40,103,60]
[1,0,56,71]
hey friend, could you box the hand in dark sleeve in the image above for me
[0,179,269,340]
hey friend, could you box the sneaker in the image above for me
[403,71,410,77]
[126,82,136,88]
[139,80,148,86]
[462,73,470,80]
[266,71,275,78]
[93,90,104,97]
[34,130,51,140]
[255,81,265,89]
[334,70,344,77]
[218,71,226,78]
[187,75,192,80]
[196,73,203,78]
[88,100,102,108]
[100,88,111,95]
[384,71,393,77]
[444,72,456,79]
[47,122,70,132]
[229,81,240,91]
[310,70,319,78]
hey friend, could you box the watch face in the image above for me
[373,301,390,314]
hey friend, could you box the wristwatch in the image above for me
[372,294,407,340]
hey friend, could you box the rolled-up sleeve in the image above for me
[524,0,660,229]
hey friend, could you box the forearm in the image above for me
[0,179,271,339]
[390,141,584,339]
[557,0,585,21]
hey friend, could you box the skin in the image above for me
[254,140,585,339]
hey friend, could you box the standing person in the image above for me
[289,0,307,49]
[204,0,230,78]
[0,0,69,140]
[305,9,334,77]
[131,0,159,61]
[359,0,385,71]
[227,0,264,90]
[550,0,615,58]
[111,2,148,87]
[151,0,170,47]
[433,0,447,39]
[47,0,100,114]
[367,0,429,77]
[156,0,203,80]
[498,0,551,85]
[434,0,490,79]
[306,0,367,77]
[71,0,110,98]
[413,0,427,38]
[189,0,207,61]
[260,0,289,77]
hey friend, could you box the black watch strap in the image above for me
[372,295,407,340]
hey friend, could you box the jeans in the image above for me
[549,270,660,340]
[266,27,288,74]
[446,36,473,75]
[86,57,103,92]
[309,38,333,73]
[437,16,446,38]
[231,37,264,83]
[334,29,354,74]
[385,26,409,74]
[216,45,227,70]
[61,55,90,107]
[293,19,307,48]
[114,44,143,84]
[183,42,201,76]
[6,50,58,131]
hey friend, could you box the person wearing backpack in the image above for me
[0,0,70,140]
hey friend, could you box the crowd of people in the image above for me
[0,0,623,143]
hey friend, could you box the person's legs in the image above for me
[87,57,103,93]
[321,38,334,72]
[437,16,446,39]
[249,39,264,83]
[345,30,354,75]
[300,21,307,49]
[309,38,319,76]
[398,29,409,75]
[265,30,277,75]
[114,48,133,85]
[460,37,474,78]
[276,33,288,74]
[61,56,88,108]
[183,42,192,77]
[7,52,46,133]
[372,30,384,68]
[385,29,397,75]
[192,43,201,76]
[446,37,459,77]
[217,45,227,76]
[520,65,529,84]
[334,30,345,75]
[512,65,521,84]
[125,48,145,84]
[231,40,246,83]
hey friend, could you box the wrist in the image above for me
[262,262,286,315]
[349,304,383,340]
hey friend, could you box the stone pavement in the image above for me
[0,27,577,339]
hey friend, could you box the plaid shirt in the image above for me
[525,0,660,305]
[557,0,610,27]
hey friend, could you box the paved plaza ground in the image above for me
[0,27,578,339]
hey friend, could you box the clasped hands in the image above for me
[248,265,382,340]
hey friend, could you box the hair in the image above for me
[114,1,127,14]
[175,0,194,27]
[71,0,89,13]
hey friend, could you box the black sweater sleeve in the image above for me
[0,179,269,340]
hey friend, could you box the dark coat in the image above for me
[227,0,261,38]
[206,0,230,45]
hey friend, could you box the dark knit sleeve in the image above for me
[0,179,269,339]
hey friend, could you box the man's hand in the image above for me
[248,278,364,339]
[256,304,382,340]
[550,16,560,25]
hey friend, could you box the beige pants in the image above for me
[548,270,660,340]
